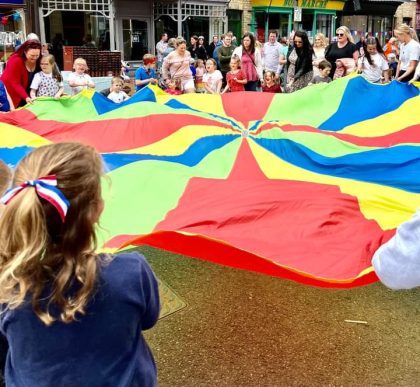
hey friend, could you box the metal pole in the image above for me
[177,0,182,37]
[293,0,299,32]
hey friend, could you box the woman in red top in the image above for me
[221,55,247,93]
[1,40,42,107]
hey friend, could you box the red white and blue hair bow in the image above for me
[1,175,70,222]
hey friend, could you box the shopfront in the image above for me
[154,0,228,45]
[251,0,345,42]
[0,0,26,62]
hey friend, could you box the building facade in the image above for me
[36,0,231,62]
[0,0,27,62]
[340,0,409,44]
[250,0,346,42]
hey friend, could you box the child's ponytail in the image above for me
[0,143,103,325]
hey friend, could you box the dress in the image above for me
[226,70,246,92]
[30,71,63,97]
[203,70,223,93]
[286,49,313,93]
[0,252,160,387]
[262,83,282,93]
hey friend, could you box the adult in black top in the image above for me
[325,26,359,78]
[189,35,208,61]
[207,35,219,58]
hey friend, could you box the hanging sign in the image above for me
[294,6,302,22]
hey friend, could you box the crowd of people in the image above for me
[0,24,419,387]
[150,24,420,96]
[0,24,418,114]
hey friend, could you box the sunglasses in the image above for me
[336,33,344,37]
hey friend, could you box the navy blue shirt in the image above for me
[1,252,160,387]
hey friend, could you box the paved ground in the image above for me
[139,246,420,387]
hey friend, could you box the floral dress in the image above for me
[286,49,313,93]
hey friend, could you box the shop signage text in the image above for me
[251,0,345,11]
[284,0,328,8]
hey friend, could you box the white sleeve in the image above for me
[408,42,420,62]
[372,209,420,290]
[30,72,42,90]
[381,56,389,71]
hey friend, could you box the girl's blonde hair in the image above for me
[336,26,354,44]
[0,160,10,196]
[394,23,419,42]
[42,54,62,82]
[0,142,103,325]
[175,36,186,47]
[230,55,241,68]
[111,76,124,86]
[314,33,328,48]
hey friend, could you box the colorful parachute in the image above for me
[1,76,419,288]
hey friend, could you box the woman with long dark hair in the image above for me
[285,31,314,93]
[0,39,42,107]
[232,32,263,91]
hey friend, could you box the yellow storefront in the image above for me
[251,0,345,42]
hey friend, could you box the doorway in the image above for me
[122,18,149,60]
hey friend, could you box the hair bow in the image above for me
[1,175,70,222]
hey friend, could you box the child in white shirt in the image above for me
[107,77,130,103]
[357,37,389,83]
[67,58,95,95]
[30,54,64,99]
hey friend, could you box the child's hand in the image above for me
[25,97,34,104]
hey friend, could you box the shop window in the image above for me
[316,14,333,41]
[267,13,289,39]
[255,12,265,43]
[227,9,242,41]
[183,16,209,42]
[301,12,314,38]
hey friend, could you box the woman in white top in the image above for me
[312,33,328,77]
[162,37,195,93]
[372,209,420,290]
[357,37,389,83]
[394,23,420,82]
[232,32,263,91]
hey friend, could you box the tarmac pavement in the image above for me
[141,246,420,387]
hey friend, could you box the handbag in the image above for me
[243,48,260,83]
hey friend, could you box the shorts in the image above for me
[180,78,195,91]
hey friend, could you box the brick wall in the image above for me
[228,0,253,35]
[394,1,417,26]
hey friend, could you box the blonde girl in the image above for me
[221,55,247,93]
[312,32,328,77]
[67,57,95,95]
[394,24,420,82]
[0,142,159,386]
[30,54,64,99]
[194,58,206,93]
[203,58,223,94]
